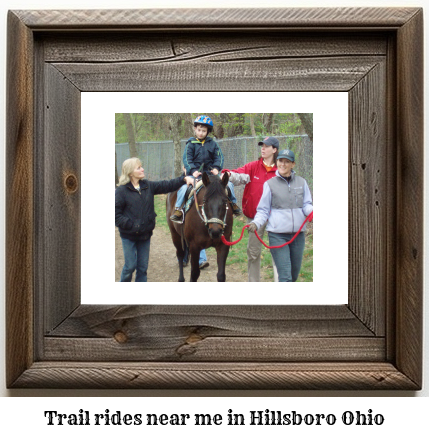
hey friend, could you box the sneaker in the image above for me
[232,203,242,216]
[170,209,183,222]
[199,261,209,269]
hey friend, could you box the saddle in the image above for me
[184,180,204,214]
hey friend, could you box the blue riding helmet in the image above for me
[194,115,214,132]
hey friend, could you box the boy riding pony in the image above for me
[170,115,241,222]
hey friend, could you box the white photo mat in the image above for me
[81,92,348,305]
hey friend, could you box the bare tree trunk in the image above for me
[205,113,224,139]
[213,125,224,139]
[115,150,119,186]
[297,113,313,142]
[184,113,194,138]
[249,114,257,136]
[229,113,245,136]
[169,113,183,177]
[123,113,138,157]
[262,113,274,133]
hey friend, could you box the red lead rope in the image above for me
[221,211,313,249]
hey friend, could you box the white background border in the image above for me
[81,92,348,305]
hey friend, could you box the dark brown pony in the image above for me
[166,172,233,282]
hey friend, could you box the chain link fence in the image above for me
[116,135,313,205]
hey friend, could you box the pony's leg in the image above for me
[215,243,230,282]
[169,229,186,282]
[189,245,201,282]
[166,192,186,282]
[176,245,186,282]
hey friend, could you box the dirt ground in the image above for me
[115,226,249,282]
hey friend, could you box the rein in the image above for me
[221,212,313,249]
[192,185,206,224]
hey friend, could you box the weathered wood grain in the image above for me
[44,305,378,362]
[11,362,419,390]
[348,62,387,335]
[384,33,398,364]
[33,36,47,361]
[6,11,34,389]
[47,305,372,338]
[52,56,384,92]
[14,8,420,29]
[6,7,423,390]
[43,64,81,333]
[42,34,388,63]
[395,8,423,388]
[44,337,385,362]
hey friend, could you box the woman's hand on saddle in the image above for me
[211,168,219,176]
[184,176,194,185]
[192,171,201,178]
[247,222,258,233]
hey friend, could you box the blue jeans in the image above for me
[120,237,151,282]
[268,232,305,282]
[174,176,237,208]
[182,246,207,265]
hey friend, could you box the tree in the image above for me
[206,113,224,139]
[169,113,183,177]
[123,113,138,157]
[184,113,195,138]
[115,151,119,186]
[115,112,304,146]
[208,113,247,138]
[115,113,127,143]
[249,114,257,136]
[262,113,274,133]
[229,113,245,136]
[297,113,313,142]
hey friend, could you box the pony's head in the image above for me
[202,172,229,239]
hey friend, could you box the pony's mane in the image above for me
[203,176,228,202]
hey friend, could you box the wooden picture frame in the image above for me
[6,7,423,389]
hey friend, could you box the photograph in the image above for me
[114,113,314,284]
[81,91,347,306]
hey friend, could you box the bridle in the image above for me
[192,181,229,233]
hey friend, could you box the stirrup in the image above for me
[170,209,184,223]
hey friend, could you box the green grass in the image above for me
[153,194,170,231]
[154,194,313,282]
[298,232,313,282]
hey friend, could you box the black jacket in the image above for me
[183,136,224,176]
[115,175,185,240]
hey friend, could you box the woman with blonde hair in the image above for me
[115,157,193,282]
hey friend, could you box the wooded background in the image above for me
[115,113,313,185]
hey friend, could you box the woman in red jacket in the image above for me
[222,136,279,282]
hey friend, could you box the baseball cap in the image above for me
[277,149,295,162]
[258,136,279,149]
